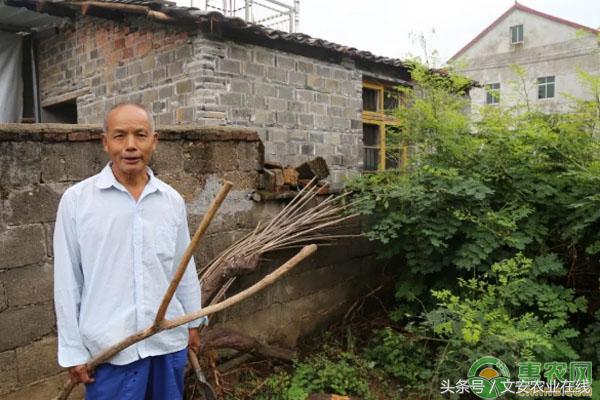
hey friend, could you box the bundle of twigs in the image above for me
[186,182,359,399]
[200,180,359,306]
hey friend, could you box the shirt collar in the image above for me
[95,162,163,193]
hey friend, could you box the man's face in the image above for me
[102,105,157,179]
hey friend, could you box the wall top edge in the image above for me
[0,124,260,143]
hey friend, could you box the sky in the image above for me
[179,1,599,64]
[297,0,599,64]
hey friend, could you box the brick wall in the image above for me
[0,124,380,399]
[38,17,193,117]
[37,15,365,188]
[188,38,363,187]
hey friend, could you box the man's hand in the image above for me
[68,364,94,384]
[188,328,201,354]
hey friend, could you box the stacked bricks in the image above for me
[37,16,195,127]
[0,123,382,398]
[190,39,364,187]
[36,16,366,188]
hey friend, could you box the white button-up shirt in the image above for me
[54,163,205,367]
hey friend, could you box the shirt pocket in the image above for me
[154,223,178,268]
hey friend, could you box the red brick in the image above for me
[95,29,109,46]
[136,41,152,57]
[108,51,120,66]
[114,37,125,49]
[125,34,136,48]
[123,47,134,59]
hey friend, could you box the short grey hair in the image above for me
[102,103,155,134]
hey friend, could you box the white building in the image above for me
[450,2,599,113]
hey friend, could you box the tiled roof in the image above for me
[7,0,407,70]
[210,15,407,68]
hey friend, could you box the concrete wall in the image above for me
[0,124,380,399]
[453,9,600,113]
[36,15,368,188]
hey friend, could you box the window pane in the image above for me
[511,25,523,43]
[364,148,380,171]
[362,88,379,111]
[537,76,555,99]
[363,124,380,146]
[385,149,400,169]
[486,83,500,104]
[547,82,555,98]
[384,90,399,110]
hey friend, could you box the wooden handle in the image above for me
[57,382,75,400]
[189,349,201,370]
[154,181,233,326]
[55,244,318,400]
[164,244,317,329]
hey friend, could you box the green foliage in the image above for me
[224,62,599,400]
[350,61,600,285]
[426,255,585,361]
[361,255,586,399]
[251,338,393,400]
[348,62,600,397]
[580,310,600,387]
[363,327,433,389]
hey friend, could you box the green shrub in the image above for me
[348,61,600,397]
[255,352,376,400]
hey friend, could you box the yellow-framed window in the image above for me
[362,82,384,115]
[361,81,405,171]
[362,122,384,171]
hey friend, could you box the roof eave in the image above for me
[5,0,410,73]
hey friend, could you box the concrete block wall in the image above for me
[189,37,363,188]
[0,133,69,397]
[36,15,365,188]
[218,234,377,347]
[0,124,381,399]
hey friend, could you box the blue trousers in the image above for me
[85,348,188,400]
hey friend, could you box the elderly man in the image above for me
[53,103,204,399]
